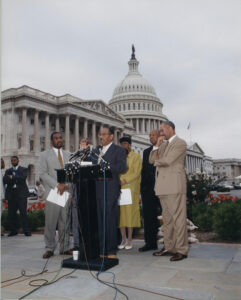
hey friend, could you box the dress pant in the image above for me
[159,193,188,255]
[44,199,71,253]
[8,190,30,233]
[96,181,119,255]
[142,190,161,247]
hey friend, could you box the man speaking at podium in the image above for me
[80,125,126,259]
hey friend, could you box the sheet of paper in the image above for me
[47,187,69,207]
[80,161,92,166]
[118,188,132,206]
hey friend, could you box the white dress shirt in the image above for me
[101,142,113,156]
[52,147,63,160]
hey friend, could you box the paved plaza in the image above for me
[1,235,241,300]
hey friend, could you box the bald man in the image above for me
[149,121,188,261]
[139,130,162,252]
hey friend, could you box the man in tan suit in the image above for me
[149,121,188,261]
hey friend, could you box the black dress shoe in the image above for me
[24,232,32,236]
[43,251,54,259]
[170,253,187,261]
[8,231,18,237]
[138,244,157,252]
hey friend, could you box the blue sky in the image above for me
[2,0,241,158]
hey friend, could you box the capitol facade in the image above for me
[1,47,212,184]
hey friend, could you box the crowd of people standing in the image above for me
[1,121,188,262]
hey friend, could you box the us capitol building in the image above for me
[1,47,213,184]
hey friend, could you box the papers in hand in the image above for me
[118,188,132,206]
[47,187,69,207]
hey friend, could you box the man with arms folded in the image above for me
[149,121,188,261]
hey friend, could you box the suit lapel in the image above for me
[102,143,114,159]
[165,136,178,155]
[50,149,61,169]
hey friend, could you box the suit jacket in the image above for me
[141,146,156,195]
[92,143,127,202]
[3,166,29,199]
[39,148,71,197]
[149,136,187,196]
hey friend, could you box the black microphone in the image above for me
[69,147,91,162]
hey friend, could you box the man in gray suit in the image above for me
[39,132,72,259]
[149,121,188,261]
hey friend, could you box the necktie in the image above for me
[58,149,64,168]
[164,141,169,152]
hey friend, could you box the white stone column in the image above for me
[21,108,27,150]
[45,113,50,150]
[120,129,124,138]
[34,110,39,152]
[75,116,79,151]
[92,121,96,148]
[136,118,139,134]
[186,156,189,174]
[83,118,88,138]
[141,118,145,133]
[65,115,70,151]
[148,119,151,133]
[55,116,60,131]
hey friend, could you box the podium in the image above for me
[57,164,119,271]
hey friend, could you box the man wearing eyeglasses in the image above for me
[81,125,126,258]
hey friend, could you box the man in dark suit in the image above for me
[3,156,31,237]
[139,130,161,252]
[81,125,126,258]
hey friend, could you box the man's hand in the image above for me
[80,139,89,149]
[120,179,127,186]
[156,136,165,147]
[57,183,66,195]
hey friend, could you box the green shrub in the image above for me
[195,207,214,231]
[1,210,44,232]
[27,212,41,232]
[190,203,214,231]
[1,210,21,231]
[187,172,213,204]
[213,201,241,240]
[34,210,45,227]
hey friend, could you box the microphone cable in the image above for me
[3,164,184,300]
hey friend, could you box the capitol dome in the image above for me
[109,46,167,136]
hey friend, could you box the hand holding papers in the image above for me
[47,187,69,207]
[118,188,132,206]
